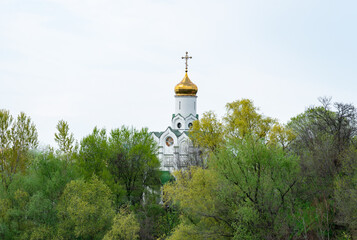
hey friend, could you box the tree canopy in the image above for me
[0,97,356,239]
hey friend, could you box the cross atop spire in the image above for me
[181,51,192,72]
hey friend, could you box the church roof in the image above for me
[172,113,199,120]
[151,132,160,138]
[151,127,189,138]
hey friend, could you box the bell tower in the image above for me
[172,52,198,132]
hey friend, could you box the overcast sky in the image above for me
[1,0,356,147]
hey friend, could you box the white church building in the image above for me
[151,52,200,172]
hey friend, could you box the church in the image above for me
[151,52,200,172]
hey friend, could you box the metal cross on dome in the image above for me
[182,51,192,72]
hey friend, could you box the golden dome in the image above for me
[174,72,198,96]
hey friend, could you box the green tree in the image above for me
[213,136,300,239]
[78,127,111,180]
[286,98,357,239]
[54,120,76,161]
[56,177,115,240]
[0,150,79,240]
[334,144,357,238]
[164,167,233,239]
[288,98,357,199]
[170,99,301,239]
[0,110,38,188]
[108,127,160,206]
[103,207,140,240]
[189,99,279,159]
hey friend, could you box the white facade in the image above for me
[152,127,197,172]
[151,73,199,172]
[172,95,198,132]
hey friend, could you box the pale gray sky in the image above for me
[1,0,356,147]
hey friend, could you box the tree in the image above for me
[54,120,75,161]
[267,123,295,150]
[223,99,275,140]
[56,177,115,240]
[169,99,301,239]
[103,207,140,240]
[189,111,224,157]
[189,99,278,159]
[213,136,300,239]
[334,144,357,238]
[0,150,79,240]
[286,98,357,239]
[108,127,160,206]
[288,97,357,199]
[0,110,38,188]
[78,127,111,180]
[163,167,233,239]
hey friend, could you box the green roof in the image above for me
[152,131,163,138]
[151,127,190,139]
[169,127,182,137]
[160,171,174,184]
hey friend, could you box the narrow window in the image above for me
[194,101,196,110]
[179,101,181,110]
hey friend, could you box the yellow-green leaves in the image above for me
[0,110,38,187]
[164,167,219,214]
[267,123,296,149]
[54,120,75,157]
[224,99,275,140]
[57,177,114,239]
[103,208,140,240]
[163,167,233,239]
[189,111,223,154]
[189,99,288,157]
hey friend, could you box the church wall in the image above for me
[175,95,197,118]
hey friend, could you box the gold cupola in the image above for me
[174,72,198,96]
[175,51,198,96]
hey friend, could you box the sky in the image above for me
[1,0,357,148]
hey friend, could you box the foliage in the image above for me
[78,127,111,181]
[184,99,302,239]
[108,126,160,205]
[189,99,286,159]
[189,111,224,154]
[287,97,357,238]
[154,206,180,239]
[289,97,357,174]
[0,110,38,188]
[0,150,78,240]
[168,222,212,240]
[164,167,234,239]
[56,177,115,240]
[223,99,275,139]
[103,207,140,240]
[267,123,296,150]
[334,144,357,238]
[1,98,356,239]
[54,120,76,161]
[213,136,300,239]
